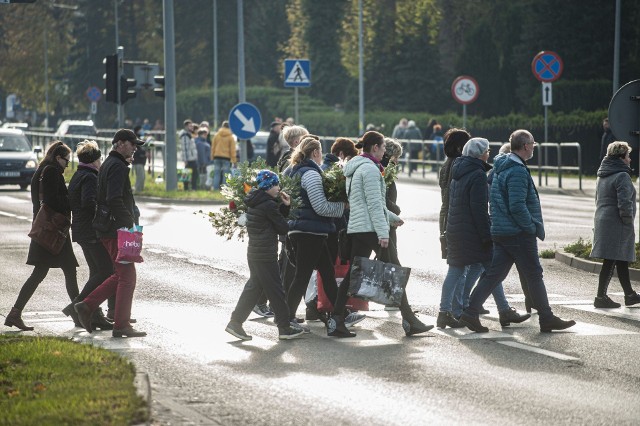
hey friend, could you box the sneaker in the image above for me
[624,292,640,306]
[278,326,305,340]
[225,321,252,340]
[594,295,621,309]
[384,305,400,311]
[344,311,366,327]
[290,320,311,334]
[252,304,275,318]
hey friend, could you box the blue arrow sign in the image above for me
[284,59,311,88]
[229,102,262,140]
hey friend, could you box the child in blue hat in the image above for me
[225,170,304,340]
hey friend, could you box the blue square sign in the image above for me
[284,59,311,88]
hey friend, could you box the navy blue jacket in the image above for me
[68,165,98,242]
[285,159,335,234]
[446,156,493,266]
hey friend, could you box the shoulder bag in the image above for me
[28,166,71,255]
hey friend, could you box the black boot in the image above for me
[402,313,434,336]
[91,308,114,331]
[74,302,94,333]
[436,311,464,329]
[63,302,82,327]
[4,307,34,331]
[327,314,356,338]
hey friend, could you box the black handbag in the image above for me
[92,204,114,233]
[28,166,71,255]
[348,255,410,305]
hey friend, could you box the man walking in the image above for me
[180,119,199,190]
[459,129,576,333]
[75,129,147,337]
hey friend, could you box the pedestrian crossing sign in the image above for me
[284,59,311,87]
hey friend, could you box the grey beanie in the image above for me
[462,137,490,158]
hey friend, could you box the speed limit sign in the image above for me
[451,76,479,104]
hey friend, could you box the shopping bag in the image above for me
[304,271,318,305]
[317,261,369,312]
[28,204,70,255]
[116,226,144,264]
[348,256,409,305]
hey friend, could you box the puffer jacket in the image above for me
[590,156,636,262]
[446,156,493,266]
[68,165,98,242]
[180,129,198,162]
[490,153,544,240]
[245,188,290,262]
[211,127,237,164]
[438,156,458,235]
[343,155,400,239]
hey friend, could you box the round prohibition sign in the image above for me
[531,51,563,83]
[451,75,479,104]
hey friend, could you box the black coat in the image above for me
[438,156,457,235]
[96,150,139,238]
[26,163,78,268]
[266,130,280,167]
[446,156,492,266]
[68,165,98,243]
[245,188,290,263]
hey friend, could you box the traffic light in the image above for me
[154,75,165,98]
[103,54,118,103]
[119,74,137,104]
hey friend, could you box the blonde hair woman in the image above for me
[277,125,309,172]
[283,135,356,336]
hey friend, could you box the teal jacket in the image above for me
[343,155,401,239]
[490,153,545,240]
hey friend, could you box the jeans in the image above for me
[441,262,510,315]
[212,158,231,190]
[83,238,137,329]
[231,260,290,329]
[466,233,553,322]
[133,163,145,192]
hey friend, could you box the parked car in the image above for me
[54,120,97,150]
[249,131,269,162]
[2,122,29,130]
[0,129,39,190]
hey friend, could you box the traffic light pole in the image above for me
[163,0,178,191]
[117,46,124,128]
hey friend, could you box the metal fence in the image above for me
[23,130,582,190]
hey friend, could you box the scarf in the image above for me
[360,152,384,172]
[79,162,99,172]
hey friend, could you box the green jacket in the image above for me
[343,155,401,239]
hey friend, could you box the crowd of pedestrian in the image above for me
[9,121,640,342]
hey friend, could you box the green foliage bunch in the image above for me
[207,158,300,241]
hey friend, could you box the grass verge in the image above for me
[564,237,640,269]
[0,335,147,425]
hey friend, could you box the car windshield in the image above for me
[0,135,31,152]
[67,125,96,135]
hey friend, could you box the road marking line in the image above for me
[0,210,17,217]
[146,248,166,254]
[168,253,187,259]
[564,304,640,324]
[497,341,580,361]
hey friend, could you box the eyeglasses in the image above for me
[60,156,70,164]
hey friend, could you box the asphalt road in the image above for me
[1,181,639,425]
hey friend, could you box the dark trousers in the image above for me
[231,260,290,329]
[598,259,634,296]
[77,241,115,311]
[14,265,78,311]
[286,233,338,320]
[184,160,199,190]
[334,232,413,319]
[466,233,553,322]
[83,238,136,329]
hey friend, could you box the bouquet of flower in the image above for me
[322,163,348,202]
[383,162,398,188]
[206,158,300,241]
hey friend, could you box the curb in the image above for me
[554,250,640,281]
[134,371,152,426]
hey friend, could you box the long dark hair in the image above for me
[39,141,71,169]
[356,131,384,153]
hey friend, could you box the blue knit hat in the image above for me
[255,170,280,190]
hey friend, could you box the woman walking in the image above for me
[4,141,80,330]
[590,141,640,308]
[66,140,114,330]
[336,131,433,337]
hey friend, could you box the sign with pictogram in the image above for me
[451,76,479,104]
[542,82,552,106]
[284,59,311,87]
[229,102,262,140]
[532,51,563,83]
[86,86,102,102]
